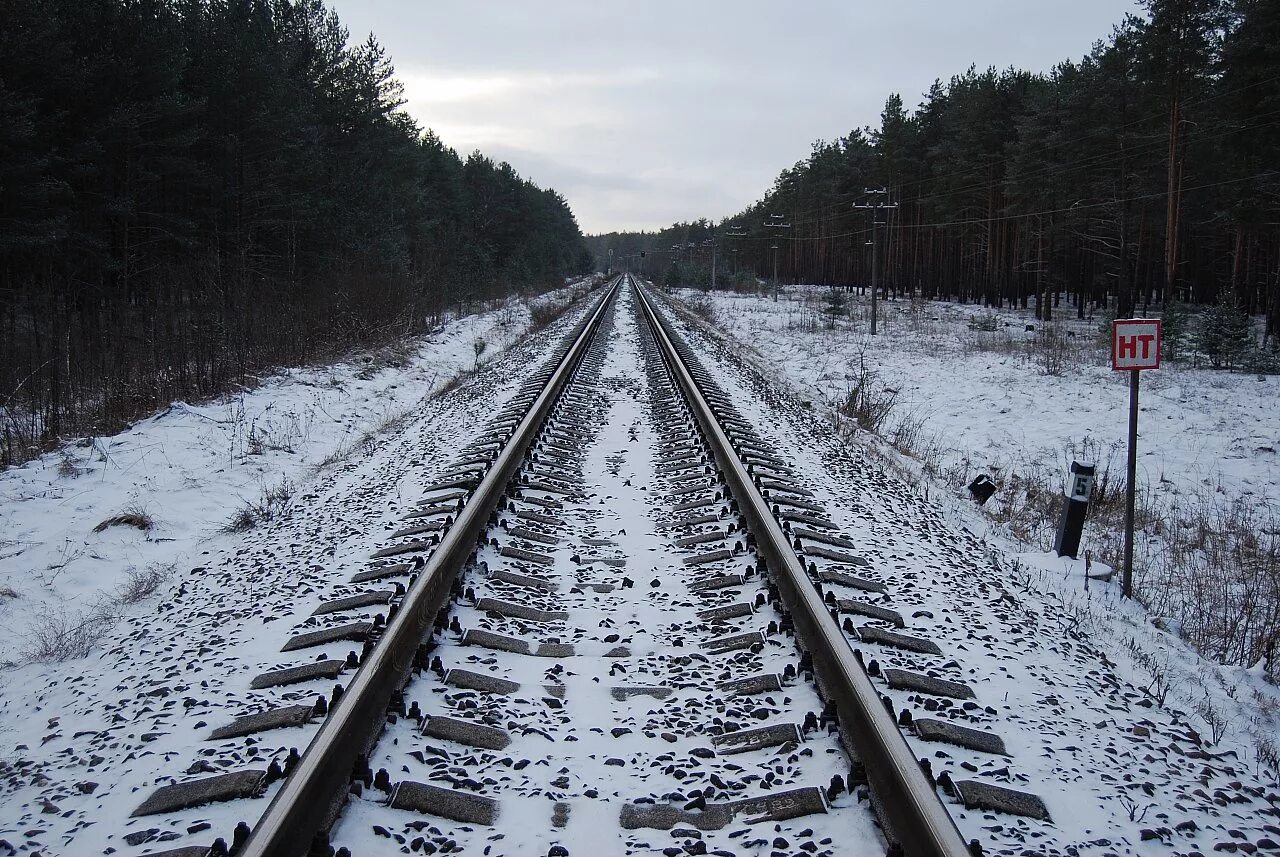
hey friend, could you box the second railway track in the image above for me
[130,276,1049,857]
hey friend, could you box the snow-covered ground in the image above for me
[681,285,1280,522]
[0,285,595,853]
[671,283,1280,785]
[654,284,1280,855]
[0,290,585,669]
[3,275,1278,856]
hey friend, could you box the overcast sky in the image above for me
[327,1,1140,234]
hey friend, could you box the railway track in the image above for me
[130,276,1048,857]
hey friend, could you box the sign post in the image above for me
[1111,318,1162,599]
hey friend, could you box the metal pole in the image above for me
[870,218,879,335]
[1122,368,1139,599]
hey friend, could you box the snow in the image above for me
[0,292,578,669]
[684,286,1280,515]
[675,284,1280,650]
[3,276,1278,856]
[0,284,595,854]
[331,285,874,856]
[654,284,1280,854]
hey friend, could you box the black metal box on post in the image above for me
[1054,461,1095,559]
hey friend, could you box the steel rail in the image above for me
[634,279,972,857]
[240,278,621,857]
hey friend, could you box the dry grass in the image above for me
[223,478,295,533]
[355,340,416,381]
[24,602,117,662]
[683,293,718,324]
[117,563,173,604]
[529,296,570,332]
[92,502,155,533]
[434,368,476,399]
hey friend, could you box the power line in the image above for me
[732,71,1280,230]
[775,108,1280,230]
[716,168,1279,243]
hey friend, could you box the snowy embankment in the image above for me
[674,284,1280,769]
[0,285,597,854]
[0,289,573,669]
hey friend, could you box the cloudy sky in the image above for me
[327,1,1140,234]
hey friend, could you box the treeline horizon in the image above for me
[0,0,592,467]
[590,0,1279,341]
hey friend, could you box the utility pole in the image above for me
[853,189,897,335]
[763,214,791,301]
[703,238,717,290]
[725,226,746,282]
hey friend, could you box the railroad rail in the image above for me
[240,279,623,855]
[633,285,970,857]
[129,275,1047,857]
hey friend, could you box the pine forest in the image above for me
[0,0,592,467]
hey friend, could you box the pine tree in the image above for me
[1195,293,1253,368]
[1160,296,1194,361]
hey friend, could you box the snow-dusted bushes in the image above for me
[25,604,117,663]
[223,478,295,533]
[834,353,899,434]
[21,563,173,664]
[683,293,718,324]
[529,297,570,332]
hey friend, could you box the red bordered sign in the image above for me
[1112,318,1161,370]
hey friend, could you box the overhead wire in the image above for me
[727,71,1280,230]
[712,168,1278,244]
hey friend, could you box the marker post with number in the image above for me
[1112,319,1162,599]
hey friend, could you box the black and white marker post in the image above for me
[1111,318,1162,599]
[1054,461,1094,560]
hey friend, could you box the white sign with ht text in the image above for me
[1112,319,1162,371]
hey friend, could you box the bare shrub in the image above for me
[1145,495,1280,676]
[985,466,1065,546]
[890,413,946,476]
[1126,641,1174,706]
[25,603,116,662]
[1195,692,1230,745]
[529,298,569,332]
[433,368,475,399]
[837,355,899,434]
[57,452,85,478]
[223,478,295,533]
[1255,729,1280,785]
[1036,325,1077,376]
[117,563,173,604]
[92,502,155,533]
[356,340,415,381]
[684,293,717,324]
